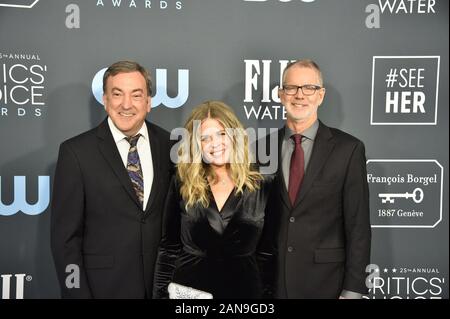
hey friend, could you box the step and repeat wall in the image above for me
[0,0,448,299]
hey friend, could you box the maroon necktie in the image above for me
[288,134,304,205]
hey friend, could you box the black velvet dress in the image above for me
[153,175,275,299]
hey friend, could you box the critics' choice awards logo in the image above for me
[365,265,445,299]
[95,0,183,10]
[371,56,440,125]
[244,59,297,120]
[0,176,50,216]
[1,273,32,299]
[92,67,189,109]
[0,53,48,118]
[365,0,437,28]
[366,160,443,228]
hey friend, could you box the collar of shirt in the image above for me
[107,117,149,144]
[284,120,319,143]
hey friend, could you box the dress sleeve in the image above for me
[152,175,183,299]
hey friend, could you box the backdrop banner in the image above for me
[0,0,448,299]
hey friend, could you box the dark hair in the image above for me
[103,60,152,95]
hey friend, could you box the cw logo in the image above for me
[0,176,50,216]
[0,0,39,8]
[1,274,28,299]
[92,68,189,109]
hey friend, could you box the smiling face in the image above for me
[103,71,150,137]
[200,118,232,168]
[279,65,325,130]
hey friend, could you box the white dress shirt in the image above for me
[108,117,154,210]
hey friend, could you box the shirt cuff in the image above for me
[340,290,363,299]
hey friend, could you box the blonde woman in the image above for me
[153,101,275,299]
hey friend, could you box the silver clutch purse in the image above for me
[168,282,213,299]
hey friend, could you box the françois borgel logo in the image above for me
[244,59,297,121]
[366,160,443,228]
[91,67,189,109]
[0,53,47,118]
[371,56,440,125]
[365,265,445,299]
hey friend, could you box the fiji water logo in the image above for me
[92,68,189,109]
[0,176,50,216]
[365,0,437,29]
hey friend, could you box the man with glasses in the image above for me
[263,59,371,298]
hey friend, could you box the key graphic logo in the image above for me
[379,188,424,204]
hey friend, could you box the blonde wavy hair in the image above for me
[177,100,262,209]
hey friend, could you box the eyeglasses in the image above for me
[281,84,322,96]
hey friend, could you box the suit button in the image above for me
[287,246,294,252]
[141,218,146,224]
[289,217,295,223]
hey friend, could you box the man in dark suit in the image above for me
[263,59,371,299]
[51,61,173,298]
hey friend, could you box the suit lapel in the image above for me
[143,122,161,216]
[96,119,142,209]
[292,121,335,209]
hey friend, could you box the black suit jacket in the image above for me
[263,121,371,299]
[51,118,173,298]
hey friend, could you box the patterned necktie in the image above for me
[126,134,144,208]
[288,134,304,205]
